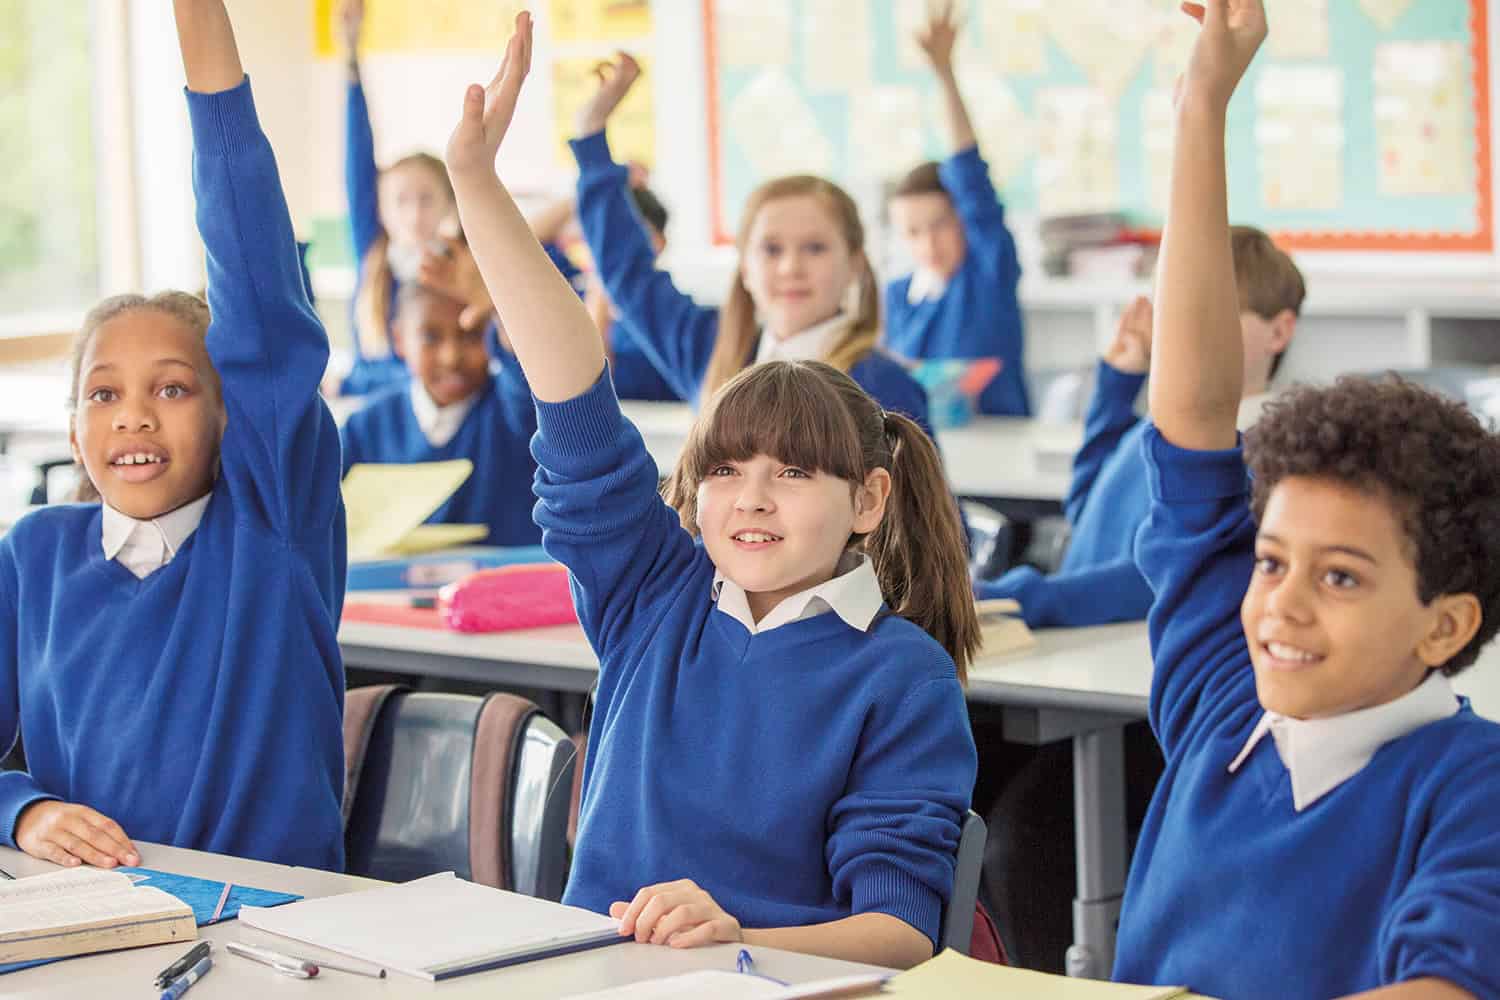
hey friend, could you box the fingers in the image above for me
[666,921,723,948]
[616,880,694,939]
[18,803,138,868]
[81,809,139,865]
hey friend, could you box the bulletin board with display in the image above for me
[704,0,1492,251]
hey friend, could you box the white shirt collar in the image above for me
[906,268,949,305]
[100,492,212,580]
[409,380,478,448]
[712,551,884,635]
[754,312,852,365]
[1227,671,1460,811]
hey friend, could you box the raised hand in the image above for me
[417,238,495,331]
[915,0,961,79]
[340,0,365,57]
[15,800,140,869]
[1104,296,1154,375]
[1179,0,1268,110]
[445,10,534,180]
[573,53,642,137]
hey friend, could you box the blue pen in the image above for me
[160,955,212,1000]
[736,947,788,986]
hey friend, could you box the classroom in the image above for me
[2,1,1499,998]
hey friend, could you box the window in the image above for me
[0,0,100,319]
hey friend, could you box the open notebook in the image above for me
[237,872,626,981]
[0,868,195,963]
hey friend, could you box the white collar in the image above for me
[101,492,212,579]
[754,312,852,365]
[409,380,479,448]
[712,551,884,635]
[906,268,949,305]
[1228,671,1459,811]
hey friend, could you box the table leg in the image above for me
[1064,724,1126,979]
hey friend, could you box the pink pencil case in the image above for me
[439,564,579,633]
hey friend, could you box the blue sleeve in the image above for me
[1380,754,1500,997]
[338,419,360,478]
[571,131,719,402]
[1134,427,1259,761]
[827,671,976,947]
[543,242,585,295]
[1065,362,1147,524]
[0,540,51,848]
[188,79,344,545]
[345,80,383,264]
[938,146,1020,288]
[530,368,704,661]
[977,559,1154,629]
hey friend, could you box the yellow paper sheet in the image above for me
[313,0,524,57]
[886,949,1187,1000]
[343,460,474,560]
[549,0,652,44]
[385,523,490,556]
[554,54,655,168]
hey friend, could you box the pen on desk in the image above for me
[309,955,387,979]
[737,947,789,986]
[154,941,211,989]
[159,955,212,1000]
[209,881,232,923]
[225,941,318,979]
[0,864,13,880]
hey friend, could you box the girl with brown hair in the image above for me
[567,54,934,436]
[446,15,976,968]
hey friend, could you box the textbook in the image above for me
[238,871,627,981]
[0,867,196,964]
[976,598,1037,656]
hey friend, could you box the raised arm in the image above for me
[571,54,718,401]
[917,1,975,154]
[1148,0,1265,450]
[175,0,341,539]
[341,0,383,262]
[1065,298,1151,523]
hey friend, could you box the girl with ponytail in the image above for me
[568,54,933,436]
[447,17,975,968]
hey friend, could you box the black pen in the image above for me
[0,865,14,880]
[154,941,211,989]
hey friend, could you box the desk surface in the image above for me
[0,843,888,999]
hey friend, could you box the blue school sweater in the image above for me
[536,371,975,945]
[0,79,346,870]
[1112,428,1500,998]
[341,80,408,397]
[977,361,1153,627]
[884,146,1029,417]
[571,132,933,436]
[339,362,542,547]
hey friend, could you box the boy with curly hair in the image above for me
[1114,2,1500,997]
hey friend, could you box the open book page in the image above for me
[0,868,134,906]
[239,872,622,979]
[0,886,189,938]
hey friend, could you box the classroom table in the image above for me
[338,615,1500,981]
[619,400,1082,502]
[0,842,890,999]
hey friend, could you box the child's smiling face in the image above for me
[1240,476,1478,719]
[396,290,489,408]
[70,310,226,519]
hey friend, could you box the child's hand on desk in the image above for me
[1104,295,1153,374]
[574,52,641,137]
[1178,0,1267,110]
[610,879,743,948]
[15,801,139,869]
[445,11,532,181]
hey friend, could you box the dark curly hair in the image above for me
[1245,374,1500,674]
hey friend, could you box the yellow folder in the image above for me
[341,460,484,560]
[886,950,1190,999]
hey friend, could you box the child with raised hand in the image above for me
[885,0,1027,417]
[447,14,977,968]
[0,0,346,871]
[568,54,934,436]
[1117,1,1500,996]
[339,237,542,547]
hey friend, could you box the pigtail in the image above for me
[865,411,979,681]
[822,253,880,374]
[702,272,759,400]
[354,233,395,360]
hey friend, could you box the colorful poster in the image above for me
[553,54,655,168]
[849,86,926,179]
[1375,42,1472,195]
[725,67,834,178]
[1043,2,1155,98]
[1256,65,1345,211]
[979,0,1047,76]
[1266,0,1329,57]
[1035,88,1119,216]
[803,0,871,93]
[549,0,651,44]
[313,0,523,57]
[1359,0,1416,31]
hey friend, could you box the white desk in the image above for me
[0,842,888,999]
[619,401,1081,502]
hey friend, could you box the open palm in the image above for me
[446,11,534,178]
[1181,0,1267,106]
